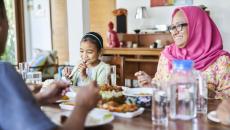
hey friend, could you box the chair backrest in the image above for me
[101,56,125,86]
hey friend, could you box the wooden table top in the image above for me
[43,99,230,130]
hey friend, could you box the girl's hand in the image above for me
[62,67,72,78]
[77,62,87,79]
[134,71,152,87]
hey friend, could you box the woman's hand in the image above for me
[216,98,230,125]
[134,71,152,87]
[35,81,69,105]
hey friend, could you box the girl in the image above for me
[62,32,110,86]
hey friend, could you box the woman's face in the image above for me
[80,41,100,66]
[170,11,188,48]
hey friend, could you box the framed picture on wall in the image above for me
[174,0,193,5]
[150,0,193,7]
[151,0,174,7]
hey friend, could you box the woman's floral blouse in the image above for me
[152,54,230,99]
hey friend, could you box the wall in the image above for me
[116,0,230,51]
[194,0,230,52]
[51,0,69,64]
[24,0,90,64]
[89,0,116,48]
[24,0,52,61]
[67,0,90,65]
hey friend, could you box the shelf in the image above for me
[125,58,159,63]
[102,48,162,56]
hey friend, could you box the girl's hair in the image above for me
[81,32,103,51]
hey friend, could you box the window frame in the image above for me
[14,0,26,63]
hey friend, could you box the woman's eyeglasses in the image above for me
[168,23,188,33]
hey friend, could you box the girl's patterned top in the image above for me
[153,54,230,99]
[71,61,110,87]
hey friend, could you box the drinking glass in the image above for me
[26,71,42,84]
[152,82,169,126]
[18,62,30,80]
[105,65,117,86]
[110,65,116,86]
[125,78,132,87]
[195,71,208,114]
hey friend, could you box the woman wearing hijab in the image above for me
[135,6,230,99]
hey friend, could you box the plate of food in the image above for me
[207,111,220,123]
[98,84,145,118]
[98,100,144,118]
[85,108,114,127]
[61,108,114,127]
[59,101,75,110]
[56,95,70,103]
[99,84,125,104]
[123,87,153,97]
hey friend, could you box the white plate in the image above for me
[59,102,75,110]
[86,108,114,127]
[56,99,69,103]
[112,107,145,118]
[207,111,220,123]
[66,91,77,99]
[123,88,153,97]
[62,108,114,127]
[59,103,144,118]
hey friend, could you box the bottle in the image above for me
[169,60,197,120]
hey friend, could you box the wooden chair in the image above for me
[101,55,125,86]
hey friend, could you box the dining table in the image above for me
[42,99,230,130]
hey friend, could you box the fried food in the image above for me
[100,84,125,104]
[99,84,138,112]
[100,84,122,92]
[63,101,75,106]
[98,101,138,112]
[61,95,69,100]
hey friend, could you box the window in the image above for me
[0,0,17,64]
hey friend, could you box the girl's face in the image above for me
[170,11,189,48]
[80,41,100,66]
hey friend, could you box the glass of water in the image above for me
[18,62,30,80]
[110,65,116,86]
[151,82,169,126]
[26,71,42,84]
[105,65,117,86]
[195,71,208,114]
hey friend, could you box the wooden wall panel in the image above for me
[89,0,116,48]
[51,0,69,64]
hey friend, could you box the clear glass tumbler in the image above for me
[152,83,169,126]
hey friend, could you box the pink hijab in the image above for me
[162,6,230,71]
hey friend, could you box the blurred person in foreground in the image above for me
[0,1,101,130]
